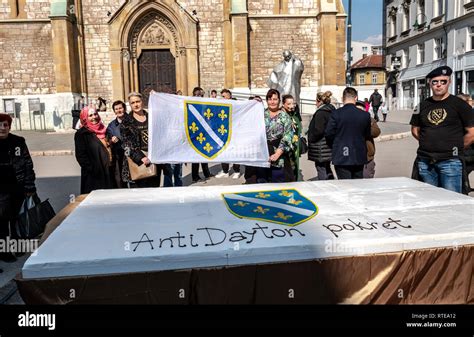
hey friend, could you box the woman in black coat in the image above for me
[307,91,336,180]
[0,113,37,264]
[74,106,113,194]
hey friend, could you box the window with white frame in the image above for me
[372,73,378,84]
[434,0,444,17]
[417,43,425,64]
[417,0,425,16]
[402,49,409,68]
[388,7,397,37]
[402,6,410,32]
[434,37,443,60]
[455,0,465,16]
[359,74,365,85]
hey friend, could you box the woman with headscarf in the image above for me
[74,106,113,194]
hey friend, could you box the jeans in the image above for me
[372,105,380,121]
[417,158,462,193]
[363,160,376,179]
[171,164,183,187]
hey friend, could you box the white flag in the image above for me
[148,93,270,167]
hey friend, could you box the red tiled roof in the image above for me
[351,55,383,69]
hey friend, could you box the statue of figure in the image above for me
[267,50,304,104]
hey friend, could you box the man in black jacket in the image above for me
[0,114,36,263]
[369,89,383,122]
[325,87,371,179]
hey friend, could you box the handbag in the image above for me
[299,136,308,155]
[13,194,55,239]
[127,151,157,181]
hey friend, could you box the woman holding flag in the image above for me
[258,89,295,183]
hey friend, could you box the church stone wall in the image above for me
[0,22,55,95]
[180,0,226,92]
[288,0,320,14]
[0,0,11,19]
[248,0,275,14]
[82,0,124,101]
[249,17,320,89]
[25,0,50,19]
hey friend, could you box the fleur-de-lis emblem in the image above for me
[218,110,228,121]
[218,125,227,135]
[196,132,206,144]
[255,192,270,199]
[279,190,292,197]
[233,201,249,208]
[275,212,292,220]
[254,206,269,214]
[287,198,302,205]
[204,108,214,120]
[203,143,213,153]
[189,122,199,133]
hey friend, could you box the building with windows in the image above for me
[384,0,474,111]
[0,0,347,130]
[350,55,386,100]
[350,41,383,66]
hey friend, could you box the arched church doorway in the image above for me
[138,49,176,106]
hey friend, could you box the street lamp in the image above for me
[413,13,430,30]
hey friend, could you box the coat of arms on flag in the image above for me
[184,101,232,159]
[222,189,318,226]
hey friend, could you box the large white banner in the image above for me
[148,93,270,167]
[22,178,474,279]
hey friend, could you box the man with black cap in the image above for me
[410,66,474,193]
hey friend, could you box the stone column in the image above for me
[318,0,346,86]
[230,1,249,88]
[223,0,233,88]
[49,0,81,93]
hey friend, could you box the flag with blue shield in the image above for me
[185,101,232,159]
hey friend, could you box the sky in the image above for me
[342,0,383,45]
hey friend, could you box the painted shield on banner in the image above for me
[185,101,232,159]
[222,189,318,226]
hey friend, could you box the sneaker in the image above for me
[232,172,240,179]
[216,171,229,178]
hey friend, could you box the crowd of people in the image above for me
[1,65,474,272]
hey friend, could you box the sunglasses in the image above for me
[430,79,448,85]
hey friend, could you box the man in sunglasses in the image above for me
[410,66,474,193]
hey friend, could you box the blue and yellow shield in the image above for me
[222,189,318,226]
[185,101,232,159]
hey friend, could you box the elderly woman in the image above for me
[258,89,295,183]
[0,114,36,264]
[74,106,113,194]
[107,100,126,188]
[121,92,173,188]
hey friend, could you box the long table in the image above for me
[15,177,474,304]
